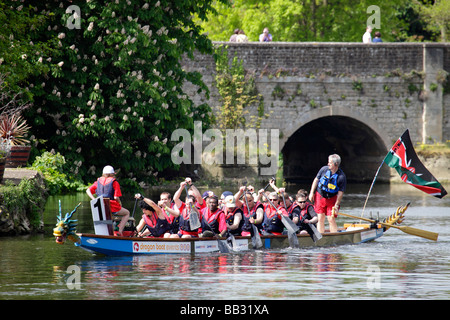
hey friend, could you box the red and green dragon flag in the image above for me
[384,129,447,198]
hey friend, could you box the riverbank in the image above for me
[0,169,48,236]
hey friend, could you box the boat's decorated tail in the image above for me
[382,202,409,230]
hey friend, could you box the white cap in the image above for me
[224,195,236,208]
[102,165,115,174]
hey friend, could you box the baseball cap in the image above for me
[221,191,233,199]
[224,195,236,208]
[102,165,115,174]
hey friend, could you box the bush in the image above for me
[31,151,86,195]
[0,178,47,230]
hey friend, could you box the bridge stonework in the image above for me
[182,42,450,183]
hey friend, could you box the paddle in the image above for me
[277,188,300,248]
[261,191,300,248]
[201,217,230,253]
[242,181,263,249]
[297,209,322,242]
[262,192,299,234]
[183,184,201,230]
[338,211,438,241]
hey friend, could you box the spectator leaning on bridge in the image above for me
[230,28,239,42]
[372,31,383,43]
[308,154,347,234]
[259,27,273,42]
[362,26,372,43]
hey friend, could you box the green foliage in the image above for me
[9,0,225,185]
[0,178,47,229]
[352,80,363,92]
[214,45,265,130]
[31,151,86,195]
[198,0,410,42]
[413,0,450,42]
[0,1,58,97]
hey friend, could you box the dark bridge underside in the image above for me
[282,116,390,183]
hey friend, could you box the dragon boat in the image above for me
[53,199,434,256]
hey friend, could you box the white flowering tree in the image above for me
[0,1,58,110]
[18,0,222,186]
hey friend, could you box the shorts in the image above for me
[109,200,122,213]
[178,230,199,238]
[313,191,339,217]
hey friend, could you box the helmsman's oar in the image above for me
[338,211,438,241]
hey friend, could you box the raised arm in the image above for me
[173,181,186,208]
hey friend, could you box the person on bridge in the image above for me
[259,27,273,42]
[362,26,372,43]
[308,154,346,233]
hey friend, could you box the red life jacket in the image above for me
[287,202,300,219]
[298,203,313,223]
[143,213,170,238]
[178,203,202,236]
[262,204,286,234]
[201,207,224,234]
[241,201,264,232]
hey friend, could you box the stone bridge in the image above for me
[182,42,450,183]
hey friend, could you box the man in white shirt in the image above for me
[362,26,372,43]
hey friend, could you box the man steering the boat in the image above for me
[308,154,346,233]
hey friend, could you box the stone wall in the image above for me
[182,42,450,182]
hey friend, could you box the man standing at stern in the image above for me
[308,154,346,233]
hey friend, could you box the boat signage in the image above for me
[360,229,381,242]
[132,241,191,253]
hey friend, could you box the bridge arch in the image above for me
[280,106,391,183]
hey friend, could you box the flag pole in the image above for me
[361,159,385,218]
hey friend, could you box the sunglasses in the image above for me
[269,199,278,202]
[298,201,306,204]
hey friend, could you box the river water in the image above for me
[0,183,449,302]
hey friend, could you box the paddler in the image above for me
[134,194,170,238]
[170,180,203,238]
[158,191,179,238]
[293,192,318,235]
[200,195,227,237]
[222,195,243,236]
[235,186,264,236]
[261,192,288,235]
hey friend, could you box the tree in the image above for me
[13,0,225,186]
[413,0,450,42]
[198,0,410,42]
[0,1,58,110]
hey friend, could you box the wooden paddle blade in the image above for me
[396,225,438,241]
[217,239,230,253]
[287,230,299,248]
[281,214,300,233]
[189,210,201,230]
[338,211,438,241]
[251,224,263,249]
[227,234,238,251]
[309,223,323,241]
